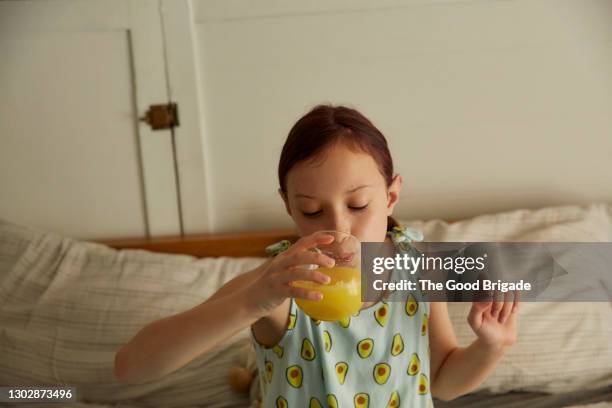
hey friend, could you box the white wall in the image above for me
[2,0,610,238]
[191,0,612,233]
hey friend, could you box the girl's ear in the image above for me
[386,174,403,215]
[278,188,293,216]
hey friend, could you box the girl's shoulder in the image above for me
[264,224,424,257]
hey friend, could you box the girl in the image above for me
[114,104,519,407]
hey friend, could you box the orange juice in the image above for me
[294,266,362,321]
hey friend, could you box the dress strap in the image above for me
[386,225,427,302]
[387,224,424,252]
[265,239,292,257]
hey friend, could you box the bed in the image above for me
[1,203,611,408]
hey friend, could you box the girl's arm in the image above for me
[114,261,269,384]
[114,232,335,385]
[429,296,518,401]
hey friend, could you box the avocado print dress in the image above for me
[251,225,434,408]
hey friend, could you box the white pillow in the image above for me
[402,203,612,393]
[0,219,265,408]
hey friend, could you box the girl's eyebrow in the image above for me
[295,184,372,199]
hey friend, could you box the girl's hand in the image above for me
[467,290,519,350]
[246,231,336,319]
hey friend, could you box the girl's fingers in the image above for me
[467,301,484,329]
[471,300,492,311]
[287,284,323,301]
[490,289,503,317]
[279,250,335,271]
[286,231,335,254]
[282,266,331,285]
[498,290,513,324]
[511,290,520,314]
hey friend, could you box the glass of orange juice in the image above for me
[293,231,361,321]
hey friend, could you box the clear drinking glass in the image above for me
[293,231,362,321]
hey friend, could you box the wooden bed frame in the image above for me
[99,229,299,258]
[98,221,457,258]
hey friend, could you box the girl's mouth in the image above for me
[326,252,354,264]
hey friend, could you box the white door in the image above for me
[0,0,182,239]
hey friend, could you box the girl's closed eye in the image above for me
[302,204,369,217]
[349,204,369,211]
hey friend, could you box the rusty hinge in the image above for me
[139,103,180,130]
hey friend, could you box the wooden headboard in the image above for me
[98,221,458,258]
[98,229,298,258]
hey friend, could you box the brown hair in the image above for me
[278,104,400,231]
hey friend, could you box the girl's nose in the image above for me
[326,211,351,234]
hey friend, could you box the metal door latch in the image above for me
[139,103,180,130]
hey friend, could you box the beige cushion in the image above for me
[402,203,612,393]
[0,219,265,408]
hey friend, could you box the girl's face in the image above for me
[281,142,402,243]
